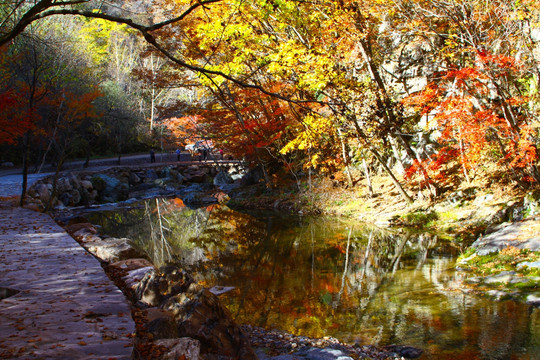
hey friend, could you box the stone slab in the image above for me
[0,205,135,359]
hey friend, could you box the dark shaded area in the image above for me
[0,287,19,300]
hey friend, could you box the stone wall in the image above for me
[28,163,248,209]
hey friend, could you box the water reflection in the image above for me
[85,198,539,359]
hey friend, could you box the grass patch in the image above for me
[399,211,439,228]
[463,247,540,277]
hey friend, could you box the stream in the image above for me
[83,197,540,359]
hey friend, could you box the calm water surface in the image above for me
[85,198,539,359]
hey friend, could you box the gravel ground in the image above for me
[243,325,419,359]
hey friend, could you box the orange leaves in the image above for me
[201,83,295,160]
[163,115,202,145]
[403,46,538,185]
[506,125,539,170]
[477,51,519,73]
[445,67,486,85]
[402,84,442,115]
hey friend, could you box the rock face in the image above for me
[135,266,258,360]
[471,219,540,255]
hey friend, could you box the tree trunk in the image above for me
[369,146,413,203]
[45,155,66,211]
[337,128,353,187]
[362,158,374,198]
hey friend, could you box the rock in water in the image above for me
[383,345,423,358]
[135,266,258,359]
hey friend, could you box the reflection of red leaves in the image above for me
[78,341,87,346]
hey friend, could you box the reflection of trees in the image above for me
[145,199,173,265]
[85,202,539,358]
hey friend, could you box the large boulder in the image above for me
[213,171,233,186]
[91,174,129,203]
[165,284,257,360]
[135,266,257,359]
[56,176,73,194]
[74,233,145,263]
[238,166,265,186]
[145,169,159,181]
[105,258,154,299]
[35,183,52,205]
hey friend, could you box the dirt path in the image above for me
[0,204,135,359]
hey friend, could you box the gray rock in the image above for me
[487,290,511,299]
[509,277,531,284]
[213,171,233,186]
[78,235,143,263]
[209,286,235,296]
[59,192,72,206]
[517,261,540,270]
[145,169,158,181]
[91,174,129,203]
[128,172,141,185]
[80,180,93,190]
[88,189,98,201]
[69,189,81,205]
[465,276,482,284]
[526,294,540,306]
[36,183,52,204]
[472,220,540,254]
[121,266,154,293]
[239,166,265,186]
[293,347,353,360]
[154,338,200,360]
[484,271,517,284]
[56,177,73,193]
[160,166,171,178]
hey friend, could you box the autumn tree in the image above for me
[0,17,106,204]
[400,0,540,187]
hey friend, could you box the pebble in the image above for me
[241,325,410,359]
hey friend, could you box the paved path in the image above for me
[0,205,135,359]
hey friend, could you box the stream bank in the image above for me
[26,163,540,304]
[20,163,540,358]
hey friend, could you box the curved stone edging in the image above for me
[65,222,258,359]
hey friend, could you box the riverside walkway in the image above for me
[0,204,135,359]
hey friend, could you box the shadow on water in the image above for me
[85,197,540,360]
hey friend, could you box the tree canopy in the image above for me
[1,0,540,202]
